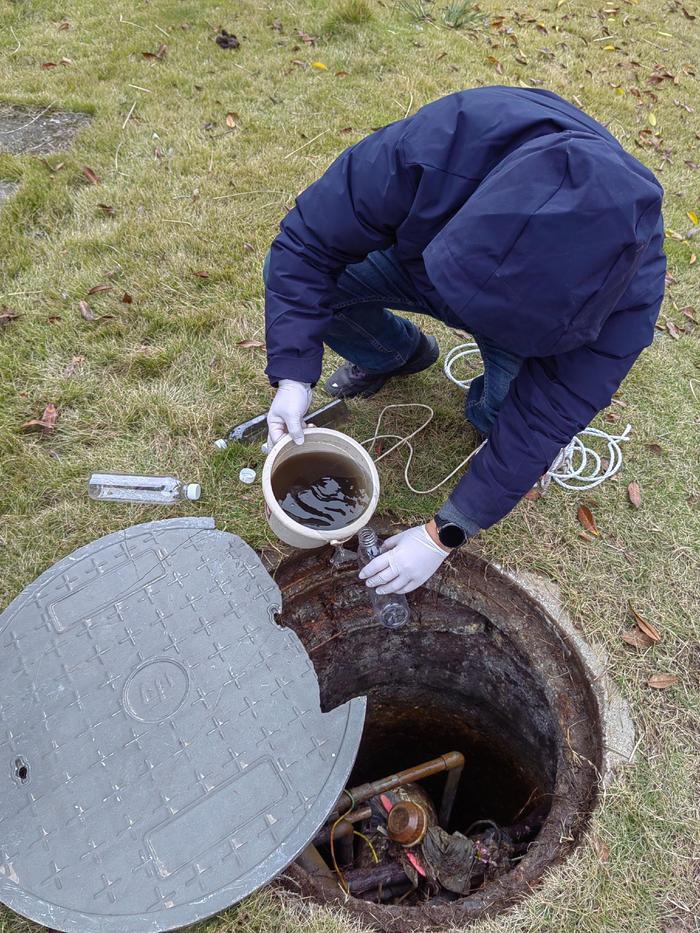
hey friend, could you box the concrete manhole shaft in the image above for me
[275,539,634,931]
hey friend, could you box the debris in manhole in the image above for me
[298,752,548,906]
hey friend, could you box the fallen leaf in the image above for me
[82,166,101,185]
[291,59,308,68]
[225,111,239,128]
[577,504,599,536]
[143,43,168,60]
[680,306,697,322]
[311,61,328,70]
[690,253,697,265]
[603,44,617,51]
[0,308,19,326]
[47,315,62,323]
[627,481,642,509]
[621,627,653,649]
[87,283,111,295]
[97,202,115,215]
[647,442,663,455]
[524,488,541,500]
[243,243,254,252]
[57,20,71,30]
[335,70,349,77]
[60,57,73,65]
[648,111,657,125]
[41,62,58,69]
[688,210,699,225]
[79,299,97,321]
[578,530,595,542]
[590,835,610,862]
[647,673,679,689]
[630,605,661,642]
[22,403,58,435]
[297,30,316,46]
[121,292,133,304]
[666,319,681,339]
[193,270,210,279]
[237,338,265,349]
[63,355,85,377]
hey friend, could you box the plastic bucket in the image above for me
[262,427,380,549]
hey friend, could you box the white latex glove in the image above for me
[358,525,449,595]
[266,380,312,448]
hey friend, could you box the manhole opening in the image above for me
[275,539,603,931]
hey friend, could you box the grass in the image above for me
[0,0,698,931]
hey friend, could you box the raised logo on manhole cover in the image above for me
[122,657,190,722]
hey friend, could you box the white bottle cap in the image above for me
[239,468,256,484]
[186,483,202,501]
[214,438,228,450]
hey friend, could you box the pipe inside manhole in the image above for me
[274,538,612,932]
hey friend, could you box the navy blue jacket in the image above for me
[265,87,665,532]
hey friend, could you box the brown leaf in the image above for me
[193,270,210,279]
[82,166,101,185]
[41,62,58,69]
[524,488,541,501]
[237,338,266,349]
[0,307,19,326]
[297,30,317,46]
[87,283,111,295]
[143,43,168,60]
[680,305,697,322]
[335,70,350,77]
[22,403,58,435]
[243,243,254,252]
[666,319,681,339]
[47,315,62,323]
[63,355,85,377]
[578,530,595,542]
[647,442,663,455]
[577,504,599,536]
[121,292,133,304]
[621,627,653,649]
[590,835,610,862]
[647,673,679,689]
[225,111,239,128]
[57,20,71,30]
[629,605,661,642]
[627,481,642,509]
[79,299,97,321]
[97,202,115,215]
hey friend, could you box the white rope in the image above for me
[442,341,630,492]
[361,403,486,495]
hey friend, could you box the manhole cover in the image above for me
[0,518,365,932]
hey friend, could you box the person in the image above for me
[263,86,665,597]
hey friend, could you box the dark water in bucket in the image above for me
[272,451,371,530]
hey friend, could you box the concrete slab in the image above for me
[0,105,91,155]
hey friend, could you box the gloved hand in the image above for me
[266,380,312,448]
[358,524,450,595]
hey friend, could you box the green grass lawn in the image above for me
[0,1,698,931]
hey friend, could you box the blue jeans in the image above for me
[263,248,523,436]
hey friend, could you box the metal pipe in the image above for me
[314,806,372,846]
[327,751,465,822]
[439,761,464,828]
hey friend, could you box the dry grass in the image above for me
[0,0,699,931]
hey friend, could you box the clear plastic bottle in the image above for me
[87,473,201,504]
[357,528,410,630]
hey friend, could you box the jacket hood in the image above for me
[423,130,663,357]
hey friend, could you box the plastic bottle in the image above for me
[88,473,201,504]
[357,528,410,630]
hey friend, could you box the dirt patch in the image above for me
[273,537,617,931]
[0,105,91,155]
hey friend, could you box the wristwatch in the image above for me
[434,514,468,550]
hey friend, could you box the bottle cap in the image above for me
[186,483,202,501]
[239,468,256,485]
[214,438,228,450]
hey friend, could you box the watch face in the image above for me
[439,523,466,549]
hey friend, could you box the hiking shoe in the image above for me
[325,334,440,399]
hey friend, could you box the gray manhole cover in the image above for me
[0,106,91,155]
[0,518,366,932]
